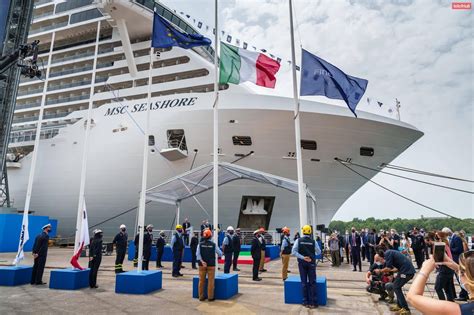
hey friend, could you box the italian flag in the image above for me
[219,42,280,88]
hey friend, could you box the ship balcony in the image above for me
[17,84,44,97]
[34,0,54,8]
[32,4,55,22]
[46,93,90,106]
[29,17,69,35]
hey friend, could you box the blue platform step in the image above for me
[192,273,238,300]
[284,275,327,305]
[0,265,33,286]
[49,268,90,290]
[116,270,162,294]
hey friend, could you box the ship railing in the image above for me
[17,87,44,96]
[46,94,90,105]
[48,80,92,92]
[29,21,68,35]
[35,0,53,6]
[49,65,94,78]
[15,102,42,110]
[9,128,60,143]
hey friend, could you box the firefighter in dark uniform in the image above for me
[196,229,222,301]
[291,225,322,309]
[190,231,199,269]
[171,224,185,277]
[89,229,103,289]
[222,226,234,273]
[156,231,166,268]
[232,228,242,271]
[31,224,51,285]
[143,224,153,270]
[251,229,262,281]
[112,224,128,273]
[133,231,139,267]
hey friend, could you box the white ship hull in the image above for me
[8,91,422,236]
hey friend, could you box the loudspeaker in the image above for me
[316,224,325,231]
[276,228,282,233]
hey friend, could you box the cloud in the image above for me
[163,0,473,219]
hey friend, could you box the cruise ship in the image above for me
[5,0,423,237]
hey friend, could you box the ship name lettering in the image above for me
[104,97,197,117]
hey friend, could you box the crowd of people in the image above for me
[28,220,472,313]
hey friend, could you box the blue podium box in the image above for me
[265,245,280,260]
[0,265,33,286]
[116,270,162,294]
[192,273,238,300]
[284,275,327,306]
[49,268,90,290]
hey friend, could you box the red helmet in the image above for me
[282,227,290,235]
[203,229,212,239]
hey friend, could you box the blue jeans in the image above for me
[172,250,183,276]
[385,273,413,309]
[298,259,317,306]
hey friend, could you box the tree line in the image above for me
[329,217,474,234]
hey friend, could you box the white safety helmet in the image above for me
[227,226,234,231]
[120,224,126,229]
[93,229,103,235]
[146,224,154,230]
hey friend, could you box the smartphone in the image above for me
[433,242,445,264]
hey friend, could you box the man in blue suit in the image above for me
[349,227,362,272]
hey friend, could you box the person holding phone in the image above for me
[434,232,455,301]
[407,251,474,315]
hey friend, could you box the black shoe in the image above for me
[253,278,262,281]
[36,282,46,285]
[287,270,291,273]
[199,298,206,301]
[233,268,240,271]
[192,267,197,270]
[260,269,267,272]
[90,285,99,289]
[352,269,357,272]
[208,298,215,302]
[455,297,468,302]
[172,274,179,278]
[181,265,185,268]
[178,273,184,277]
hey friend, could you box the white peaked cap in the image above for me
[120,224,126,229]
[93,229,103,235]
[227,226,234,231]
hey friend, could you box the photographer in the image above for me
[365,254,394,302]
[379,231,392,249]
[407,252,474,315]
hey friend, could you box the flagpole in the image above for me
[213,0,219,273]
[289,0,307,229]
[74,21,101,254]
[136,45,153,273]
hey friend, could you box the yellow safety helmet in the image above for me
[176,224,183,230]
[302,225,312,235]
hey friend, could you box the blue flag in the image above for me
[152,12,211,49]
[300,49,368,117]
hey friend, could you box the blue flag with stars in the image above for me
[300,49,368,117]
[152,12,211,49]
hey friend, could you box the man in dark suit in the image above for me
[232,228,242,271]
[348,227,362,272]
[444,227,469,301]
[250,229,262,281]
[190,232,199,269]
[31,224,51,285]
[182,218,191,245]
[344,231,351,264]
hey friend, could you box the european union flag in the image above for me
[300,49,368,117]
[152,12,211,49]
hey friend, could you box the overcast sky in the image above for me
[161,0,473,221]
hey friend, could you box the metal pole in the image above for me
[213,0,219,274]
[74,21,101,253]
[136,46,154,272]
[23,31,55,217]
[289,0,307,229]
[311,199,316,239]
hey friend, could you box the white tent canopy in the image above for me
[145,162,317,227]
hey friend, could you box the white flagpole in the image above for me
[22,31,55,230]
[289,0,307,229]
[74,21,101,253]
[213,0,219,273]
[136,45,153,272]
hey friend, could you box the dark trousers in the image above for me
[361,246,366,261]
[413,248,424,268]
[156,247,163,267]
[435,272,455,301]
[365,246,370,263]
[191,248,197,268]
[31,255,47,284]
[88,256,102,288]
[224,251,233,273]
[142,251,150,271]
[133,249,138,267]
[368,247,375,265]
[345,246,350,263]
[351,246,361,271]
[392,274,413,309]
[173,250,183,276]
[252,254,260,279]
[298,259,317,306]
[115,248,126,273]
[233,250,240,270]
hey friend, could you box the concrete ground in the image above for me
[0,248,434,314]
